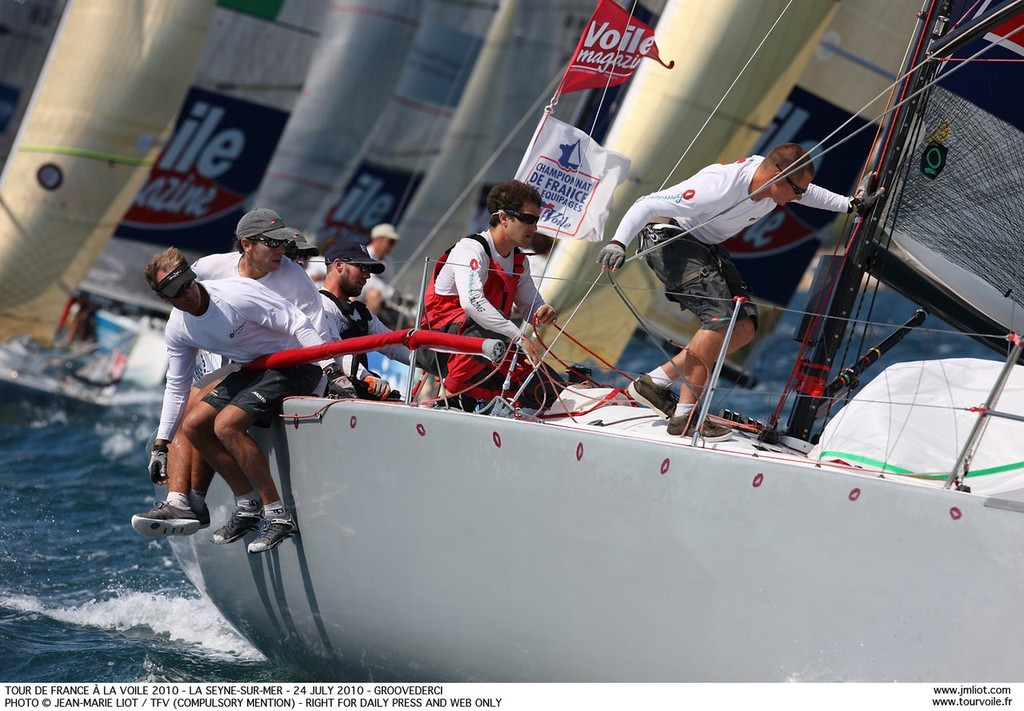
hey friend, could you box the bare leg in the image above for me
[186,378,221,495]
[212,404,281,506]
[663,317,756,406]
[182,401,253,497]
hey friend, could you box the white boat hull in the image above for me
[167,396,1024,681]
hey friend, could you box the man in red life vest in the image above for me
[420,179,562,410]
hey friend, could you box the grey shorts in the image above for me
[202,363,322,425]
[639,224,758,331]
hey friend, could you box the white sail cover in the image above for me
[813,358,1024,494]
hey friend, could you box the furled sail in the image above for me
[0,0,215,345]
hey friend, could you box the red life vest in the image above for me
[421,234,526,333]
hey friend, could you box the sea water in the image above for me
[0,289,996,682]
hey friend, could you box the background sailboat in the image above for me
[0,0,215,346]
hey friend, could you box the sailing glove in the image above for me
[362,376,392,400]
[597,241,626,271]
[148,443,168,484]
[851,173,885,214]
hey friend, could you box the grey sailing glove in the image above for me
[362,376,392,400]
[596,241,626,271]
[851,173,885,215]
[149,442,168,484]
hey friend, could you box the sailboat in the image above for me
[0,0,215,406]
[159,0,1024,681]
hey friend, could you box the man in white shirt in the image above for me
[319,241,410,399]
[133,208,341,547]
[597,142,882,441]
[420,179,560,410]
[359,223,406,319]
[139,247,326,554]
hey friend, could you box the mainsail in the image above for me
[0,0,214,345]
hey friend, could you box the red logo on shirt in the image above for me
[470,259,480,271]
[682,189,695,200]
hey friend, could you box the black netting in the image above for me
[890,85,1024,313]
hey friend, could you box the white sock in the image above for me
[647,367,673,387]
[263,501,287,519]
[235,491,261,511]
[189,489,207,513]
[167,492,190,510]
[673,403,695,419]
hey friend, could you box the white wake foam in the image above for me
[1,591,264,661]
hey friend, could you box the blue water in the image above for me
[0,289,997,682]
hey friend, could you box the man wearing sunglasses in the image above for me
[133,208,344,549]
[317,241,408,400]
[142,247,328,554]
[597,143,883,442]
[420,179,562,411]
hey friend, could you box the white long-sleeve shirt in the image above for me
[156,278,324,442]
[320,294,413,379]
[191,252,338,371]
[610,155,851,247]
[432,230,546,341]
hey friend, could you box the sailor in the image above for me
[141,247,327,554]
[318,240,411,400]
[419,179,562,411]
[597,142,883,441]
[359,223,406,317]
[132,208,344,547]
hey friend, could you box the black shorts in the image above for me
[202,363,322,426]
[639,224,759,331]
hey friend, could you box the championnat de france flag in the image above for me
[556,0,674,96]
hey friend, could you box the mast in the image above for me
[784,0,950,442]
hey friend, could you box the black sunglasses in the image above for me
[502,209,540,225]
[250,234,289,249]
[153,264,197,299]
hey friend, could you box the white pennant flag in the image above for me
[515,115,631,242]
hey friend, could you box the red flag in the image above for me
[557,0,674,96]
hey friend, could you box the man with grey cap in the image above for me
[319,241,410,400]
[133,207,343,548]
[360,222,407,318]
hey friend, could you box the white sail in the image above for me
[0,0,215,345]
[251,0,423,233]
[307,0,500,247]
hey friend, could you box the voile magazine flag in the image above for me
[515,115,631,242]
[557,0,674,96]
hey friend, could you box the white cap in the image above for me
[370,223,400,241]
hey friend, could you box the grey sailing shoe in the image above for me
[131,501,201,538]
[247,516,297,554]
[627,374,677,417]
[667,409,733,442]
[211,507,262,544]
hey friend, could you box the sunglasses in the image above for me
[338,260,373,274]
[250,235,289,249]
[153,264,197,299]
[502,209,540,225]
